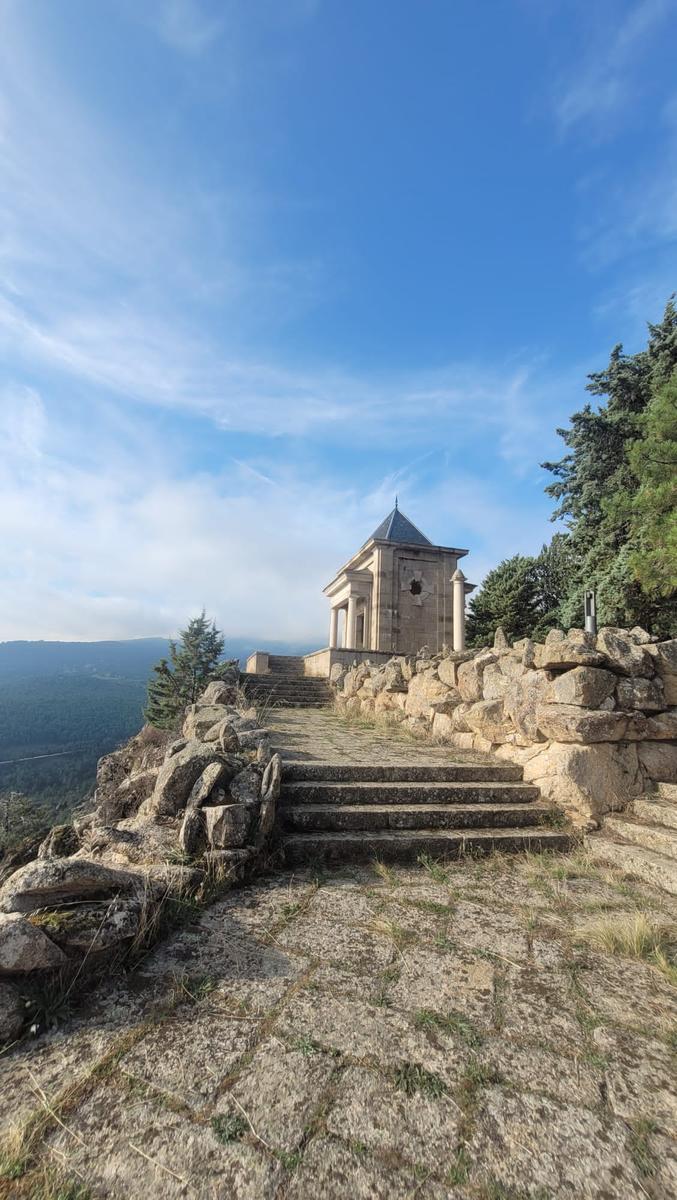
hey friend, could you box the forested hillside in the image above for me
[0,635,314,848]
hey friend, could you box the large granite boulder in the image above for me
[200,679,238,705]
[548,666,616,708]
[507,741,643,827]
[37,825,80,860]
[186,761,234,808]
[143,742,234,818]
[0,979,23,1043]
[178,806,205,857]
[0,858,144,915]
[231,766,262,804]
[0,912,67,973]
[183,704,231,740]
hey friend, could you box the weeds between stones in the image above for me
[447,1146,471,1186]
[414,1008,483,1049]
[417,853,451,885]
[292,1034,321,1056]
[372,966,400,1008]
[210,1113,248,1145]
[628,1117,659,1179]
[364,915,416,950]
[574,913,677,984]
[391,1061,446,1099]
[372,860,398,888]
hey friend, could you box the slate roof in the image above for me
[369,507,433,546]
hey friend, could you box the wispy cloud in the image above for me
[0,1,578,639]
[152,0,225,54]
[553,0,671,137]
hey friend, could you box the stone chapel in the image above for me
[319,504,474,660]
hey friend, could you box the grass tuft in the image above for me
[415,1008,483,1049]
[628,1117,658,1179]
[417,853,451,884]
[211,1113,248,1144]
[391,1060,446,1099]
[575,913,677,983]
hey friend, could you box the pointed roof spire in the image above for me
[369,506,432,546]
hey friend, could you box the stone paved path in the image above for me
[1,848,676,1199]
[268,708,492,766]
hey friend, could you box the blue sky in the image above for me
[1,0,676,644]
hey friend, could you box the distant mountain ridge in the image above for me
[0,636,318,679]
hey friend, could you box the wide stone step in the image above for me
[605,815,677,861]
[633,796,677,832]
[281,827,573,865]
[284,802,557,832]
[280,780,539,805]
[282,762,523,783]
[589,834,677,896]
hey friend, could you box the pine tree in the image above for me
[466,555,539,646]
[542,296,677,634]
[144,611,234,729]
[531,534,575,640]
[627,369,677,605]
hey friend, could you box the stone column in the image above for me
[346,594,358,650]
[329,606,339,649]
[452,568,466,652]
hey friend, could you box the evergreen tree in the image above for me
[466,555,539,646]
[531,534,575,640]
[145,612,233,729]
[626,369,677,601]
[543,297,677,635]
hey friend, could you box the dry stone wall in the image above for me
[331,626,677,830]
[0,680,281,1043]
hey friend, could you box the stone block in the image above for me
[482,662,511,700]
[403,670,450,719]
[204,803,257,849]
[536,631,604,671]
[457,651,498,702]
[596,627,653,677]
[643,709,677,740]
[520,741,643,826]
[615,675,666,712]
[637,741,677,783]
[0,912,67,974]
[535,704,629,743]
[182,704,230,740]
[464,699,512,742]
[646,639,677,703]
[548,666,616,708]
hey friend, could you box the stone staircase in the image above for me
[243,655,332,709]
[590,783,677,895]
[278,759,573,865]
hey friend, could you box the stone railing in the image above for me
[0,680,280,1043]
[330,627,677,830]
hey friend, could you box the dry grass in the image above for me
[575,912,677,984]
[364,915,416,950]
